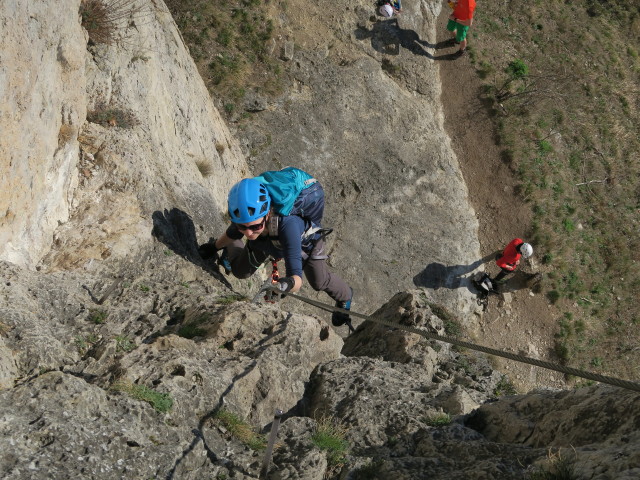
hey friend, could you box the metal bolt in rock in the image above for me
[260,409,284,479]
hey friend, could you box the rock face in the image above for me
[1,1,639,479]
[239,0,482,325]
[0,0,248,270]
[0,0,86,266]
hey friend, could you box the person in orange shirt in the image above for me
[492,238,533,284]
[446,0,476,56]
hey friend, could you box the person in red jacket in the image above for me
[447,0,476,56]
[493,238,533,283]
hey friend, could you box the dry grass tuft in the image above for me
[58,124,77,148]
[80,0,150,46]
[213,409,267,451]
[87,103,138,128]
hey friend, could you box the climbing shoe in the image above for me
[332,289,353,327]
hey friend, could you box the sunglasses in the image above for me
[236,217,266,232]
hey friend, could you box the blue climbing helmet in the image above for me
[228,178,271,223]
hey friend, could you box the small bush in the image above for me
[424,412,452,426]
[213,409,267,450]
[177,325,206,339]
[427,302,461,336]
[89,308,108,324]
[80,0,148,45]
[506,58,529,79]
[74,334,98,354]
[176,309,212,339]
[494,375,517,396]
[112,382,173,413]
[554,340,570,362]
[528,448,577,480]
[538,140,553,155]
[115,335,135,352]
[87,104,138,128]
[381,58,401,76]
[215,294,246,305]
[312,415,349,467]
[547,290,561,304]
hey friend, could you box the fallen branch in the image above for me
[580,297,603,305]
[576,178,608,186]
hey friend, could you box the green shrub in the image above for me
[177,325,206,339]
[89,308,108,324]
[312,415,349,467]
[506,58,529,79]
[213,409,267,450]
[494,375,517,396]
[547,290,561,304]
[215,294,246,305]
[112,383,173,413]
[554,340,570,362]
[115,335,135,352]
[424,412,452,426]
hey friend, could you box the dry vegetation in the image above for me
[80,0,150,46]
[469,0,640,379]
[164,0,283,117]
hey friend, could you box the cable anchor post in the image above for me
[259,408,284,479]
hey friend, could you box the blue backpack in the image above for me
[254,167,317,216]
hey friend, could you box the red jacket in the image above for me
[496,238,524,271]
[453,0,476,21]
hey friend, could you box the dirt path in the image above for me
[434,9,566,392]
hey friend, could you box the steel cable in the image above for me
[262,286,640,393]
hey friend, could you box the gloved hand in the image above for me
[198,238,220,260]
[276,277,295,293]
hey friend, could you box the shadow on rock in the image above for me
[354,19,466,60]
[413,252,497,293]
[152,208,231,287]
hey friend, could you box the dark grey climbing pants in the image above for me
[225,238,352,302]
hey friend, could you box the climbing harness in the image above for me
[259,286,640,393]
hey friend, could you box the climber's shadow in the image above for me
[354,19,462,60]
[499,270,543,294]
[413,252,497,293]
[151,208,230,287]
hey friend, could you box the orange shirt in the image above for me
[453,0,476,21]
